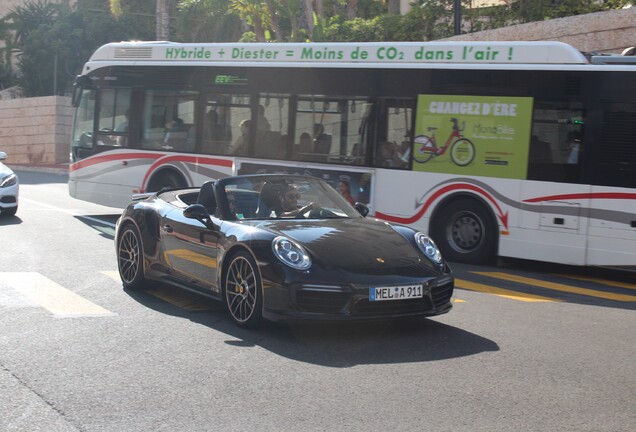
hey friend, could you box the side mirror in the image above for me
[0,151,7,161]
[354,202,369,217]
[184,204,217,229]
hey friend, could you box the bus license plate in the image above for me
[369,285,423,301]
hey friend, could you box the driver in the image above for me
[280,185,318,217]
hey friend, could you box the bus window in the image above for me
[96,88,131,147]
[375,99,413,169]
[71,88,97,161]
[293,96,372,165]
[203,94,251,156]
[142,90,197,152]
[256,94,290,159]
[528,100,585,183]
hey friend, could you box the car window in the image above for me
[221,176,361,220]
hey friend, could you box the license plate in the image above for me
[369,285,423,301]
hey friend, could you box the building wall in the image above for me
[0,96,73,164]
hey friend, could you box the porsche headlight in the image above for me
[272,236,311,270]
[1,173,17,188]
[415,232,442,264]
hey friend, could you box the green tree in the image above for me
[3,0,155,97]
[176,0,241,42]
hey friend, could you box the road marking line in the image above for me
[102,271,121,282]
[1,272,115,317]
[455,279,557,302]
[554,274,636,291]
[19,197,117,228]
[474,272,636,302]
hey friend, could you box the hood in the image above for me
[0,161,13,177]
[254,218,438,274]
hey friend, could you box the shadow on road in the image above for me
[123,284,499,368]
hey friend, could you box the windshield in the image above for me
[219,175,362,221]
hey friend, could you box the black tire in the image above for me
[1,206,17,217]
[413,135,435,163]
[431,199,497,265]
[147,170,186,192]
[223,251,263,329]
[450,138,476,166]
[117,224,147,290]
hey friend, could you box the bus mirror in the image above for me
[71,75,90,107]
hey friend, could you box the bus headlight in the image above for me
[415,232,443,264]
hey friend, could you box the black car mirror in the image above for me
[184,204,217,229]
[354,202,369,217]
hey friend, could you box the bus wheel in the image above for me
[147,170,186,192]
[431,199,497,265]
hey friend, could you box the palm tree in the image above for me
[110,0,170,40]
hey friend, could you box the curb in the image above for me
[9,164,69,176]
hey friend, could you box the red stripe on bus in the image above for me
[140,155,233,192]
[523,192,636,203]
[375,183,509,229]
[69,152,164,172]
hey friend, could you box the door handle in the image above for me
[163,224,174,233]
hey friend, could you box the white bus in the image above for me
[69,40,636,267]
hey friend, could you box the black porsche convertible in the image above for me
[115,174,454,328]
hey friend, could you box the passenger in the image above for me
[114,109,129,132]
[297,132,312,160]
[566,131,582,164]
[338,180,356,206]
[228,119,250,155]
[256,105,271,132]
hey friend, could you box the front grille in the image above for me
[296,290,349,314]
[352,297,433,316]
[1,196,16,204]
[432,281,454,307]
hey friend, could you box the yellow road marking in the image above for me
[554,274,636,291]
[474,272,636,302]
[455,279,557,302]
[2,272,114,317]
[101,271,121,282]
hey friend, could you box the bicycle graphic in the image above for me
[413,118,476,166]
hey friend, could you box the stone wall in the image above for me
[0,96,73,165]
[443,7,636,54]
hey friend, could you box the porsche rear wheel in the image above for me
[117,224,147,290]
[223,251,263,328]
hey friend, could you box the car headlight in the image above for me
[272,236,311,270]
[1,173,17,188]
[415,232,443,264]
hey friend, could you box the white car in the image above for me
[0,151,19,217]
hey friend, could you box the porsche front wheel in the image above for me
[117,224,147,290]
[223,251,263,328]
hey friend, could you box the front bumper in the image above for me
[262,274,454,322]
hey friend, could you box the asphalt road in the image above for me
[1,170,635,432]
